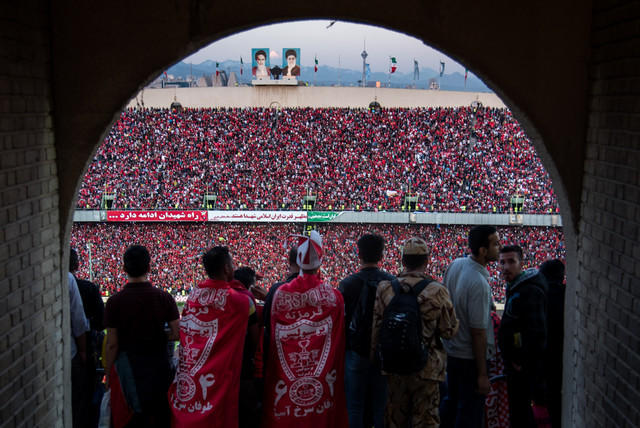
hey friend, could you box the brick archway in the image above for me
[3,1,639,426]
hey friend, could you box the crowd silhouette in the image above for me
[70,223,564,303]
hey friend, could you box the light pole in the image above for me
[87,242,93,282]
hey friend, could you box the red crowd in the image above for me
[76,107,559,213]
[70,222,564,303]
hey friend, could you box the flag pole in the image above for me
[464,68,468,92]
[413,58,416,89]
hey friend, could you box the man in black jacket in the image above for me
[539,258,565,428]
[338,234,394,428]
[498,245,548,428]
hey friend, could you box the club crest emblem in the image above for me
[289,378,323,406]
[275,317,332,381]
[174,314,218,402]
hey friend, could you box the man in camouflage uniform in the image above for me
[371,237,459,428]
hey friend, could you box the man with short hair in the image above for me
[339,233,395,428]
[371,237,458,428]
[498,245,548,428]
[169,247,258,427]
[440,225,502,428]
[104,245,180,428]
[262,231,348,427]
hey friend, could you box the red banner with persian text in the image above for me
[106,210,208,222]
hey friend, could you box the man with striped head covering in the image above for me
[262,231,348,428]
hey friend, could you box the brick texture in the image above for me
[577,1,640,426]
[0,2,65,427]
[0,1,639,426]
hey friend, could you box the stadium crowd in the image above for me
[76,107,559,213]
[70,222,564,303]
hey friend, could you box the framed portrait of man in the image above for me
[281,48,300,77]
[252,48,271,78]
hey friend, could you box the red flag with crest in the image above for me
[169,279,252,427]
[262,274,348,428]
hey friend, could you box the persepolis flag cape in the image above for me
[262,273,348,428]
[169,278,251,427]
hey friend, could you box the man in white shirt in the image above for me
[440,225,502,428]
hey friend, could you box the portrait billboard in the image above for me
[282,48,300,77]
[252,48,271,78]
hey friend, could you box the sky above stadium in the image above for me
[183,20,468,75]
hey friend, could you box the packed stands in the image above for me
[76,107,559,213]
[70,222,564,303]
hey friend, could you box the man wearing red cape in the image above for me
[262,231,348,428]
[169,246,258,427]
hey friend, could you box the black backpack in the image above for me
[377,278,431,375]
[348,272,385,357]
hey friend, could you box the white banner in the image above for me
[207,211,307,222]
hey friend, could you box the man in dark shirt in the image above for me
[233,266,262,428]
[339,234,394,428]
[104,245,180,427]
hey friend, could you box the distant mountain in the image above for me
[167,60,491,92]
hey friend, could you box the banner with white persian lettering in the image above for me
[207,211,308,222]
[106,211,208,222]
[307,211,341,222]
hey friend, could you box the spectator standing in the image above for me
[169,247,258,427]
[371,237,458,427]
[70,248,105,427]
[339,233,394,428]
[69,272,90,428]
[104,245,180,428]
[262,231,348,427]
[232,266,262,428]
[440,225,502,428]
[498,245,548,428]
[539,258,565,428]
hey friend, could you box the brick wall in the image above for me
[576,1,640,426]
[0,2,65,427]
